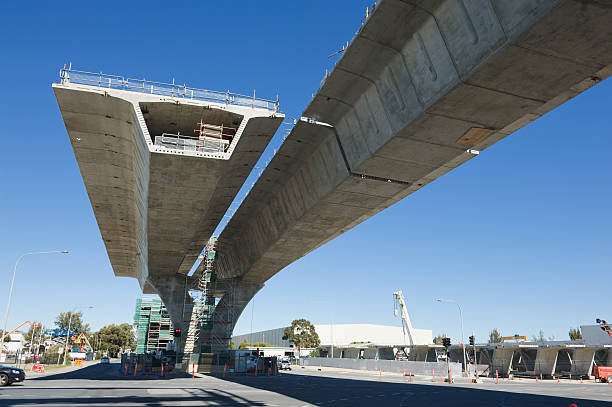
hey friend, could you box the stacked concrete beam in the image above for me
[212,0,612,336]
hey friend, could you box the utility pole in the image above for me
[436,298,467,375]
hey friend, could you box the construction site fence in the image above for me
[302,358,462,378]
[59,67,279,112]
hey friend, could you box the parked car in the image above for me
[0,366,25,386]
[100,357,110,364]
[279,358,291,371]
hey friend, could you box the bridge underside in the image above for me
[54,82,283,344]
[56,0,612,361]
[209,0,612,342]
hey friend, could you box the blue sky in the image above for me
[1,1,610,345]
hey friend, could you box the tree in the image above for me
[95,324,135,356]
[433,334,446,345]
[489,329,502,343]
[569,327,582,340]
[531,329,555,342]
[25,323,45,344]
[282,319,320,358]
[237,341,272,349]
[55,311,90,335]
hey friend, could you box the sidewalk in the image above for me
[26,360,98,377]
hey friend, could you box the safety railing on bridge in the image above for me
[58,65,279,113]
[155,133,229,154]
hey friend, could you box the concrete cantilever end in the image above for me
[53,80,283,333]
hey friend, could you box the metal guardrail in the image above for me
[58,66,279,113]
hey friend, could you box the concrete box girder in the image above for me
[206,0,612,340]
[54,83,283,298]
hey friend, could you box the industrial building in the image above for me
[133,298,174,354]
[232,324,432,348]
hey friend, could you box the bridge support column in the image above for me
[491,347,514,377]
[570,347,596,377]
[147,273,194,359]
[534,348,559,378]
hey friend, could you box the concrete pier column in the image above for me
[147,273,194,355]
[570,347,596,377]
[534,347,560,378]
[491,347,514,377]
[409,346,428,362]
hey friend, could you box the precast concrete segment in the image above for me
[53,83,283,300]
[210,0,612,337]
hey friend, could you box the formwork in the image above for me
[134,298,174,354]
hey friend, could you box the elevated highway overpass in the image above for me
[55,0,612,358]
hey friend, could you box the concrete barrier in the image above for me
[301,357,461,378]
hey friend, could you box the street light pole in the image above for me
[1,250,69,355]
[436,298,467,375]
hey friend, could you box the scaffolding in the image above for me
[182,237,235,359]
[133,298,173,354]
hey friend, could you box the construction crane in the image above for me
[1,321,39,342]
[393,291,416,347]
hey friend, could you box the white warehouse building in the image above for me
[232,324,432,348]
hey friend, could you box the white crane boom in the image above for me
[393,290,416,347]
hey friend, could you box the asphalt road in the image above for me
[0,362,610,406]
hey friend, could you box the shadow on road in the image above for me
[0,388,266,406]
[29,362,190,381]
[219,372,610,407]
[5,364,610,406]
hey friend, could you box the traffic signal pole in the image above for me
[472,331,478,380]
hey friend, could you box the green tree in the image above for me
[531,329,554,342]
[569,327,582,340]
[433,334,446,345]
[488,329,502,343]
[237,341,272,349]
[282,319,320,357]
[95,324,135,356]
[55,311,90,335]
[24,323,45,345]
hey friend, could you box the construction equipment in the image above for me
[596,318,612,337]
[393,291,416,347]
[594,365,612,383]
[502,335,527,342]
[70,333,93,352]
[1,321,39,343]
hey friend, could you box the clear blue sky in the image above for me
[1,1,610,345]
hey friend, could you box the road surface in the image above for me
[0,361,610,406]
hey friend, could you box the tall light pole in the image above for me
[1,250,69,355]
[436,298,467,374]
[58,306,93,365]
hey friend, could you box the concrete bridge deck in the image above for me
[211,0,612,337]
[53,78,283,328]
[55,0,612,358]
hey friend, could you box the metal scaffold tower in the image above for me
[183,237,235,357]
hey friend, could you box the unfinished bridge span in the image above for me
[55,0,612,364]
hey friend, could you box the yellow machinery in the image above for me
[502,335,527,342]
[70,332,93,352]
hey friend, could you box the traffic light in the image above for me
[174,329,182,337]
[442,337,451,348]
[469,336,475,346]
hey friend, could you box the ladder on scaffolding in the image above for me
[183,237,236,358]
